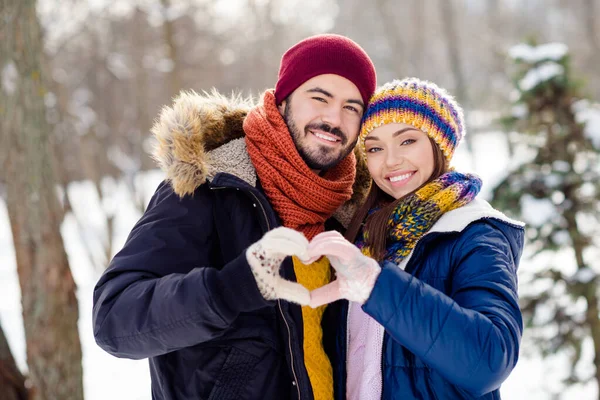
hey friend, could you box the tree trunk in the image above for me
[411,0,426,75]
[160,0,181,98]
[564,199,600,399]
[560,106,600,398]
[584,0,600,54]
[584,0,600,99]
[439,0,474,157]
[375,0,406,75]
[0,1,84,399]
[0,322,29,400]
[585,291,600,400]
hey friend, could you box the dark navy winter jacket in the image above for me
[92,93,370,400]
[94,174,314,399]
[330,199,525,399]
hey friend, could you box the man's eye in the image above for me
[312,97,327,103]
[345,105,359,113]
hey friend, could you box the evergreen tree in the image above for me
[492,42,600,397]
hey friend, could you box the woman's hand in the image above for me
[307,231,380,307]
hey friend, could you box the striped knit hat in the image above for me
[359,78,465,164]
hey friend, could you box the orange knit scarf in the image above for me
[243,90,356,240]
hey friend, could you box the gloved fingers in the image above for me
[309,280,342,308]
[298,231,343,264]
[296,254,322,264]
[307,237,358,264]
[261,228,310,259]
[274,276,311,306]
[310,230,345,242]
[263,227,309,247]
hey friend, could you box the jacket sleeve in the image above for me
[362,222,523,397]
[92,181,270,359]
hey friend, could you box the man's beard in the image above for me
[283,100,355,171]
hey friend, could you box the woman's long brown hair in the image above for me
[344,136,449,262]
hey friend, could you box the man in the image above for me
[92,34,376,400]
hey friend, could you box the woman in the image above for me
[307,78,525,399]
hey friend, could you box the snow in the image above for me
[0,132,599,399]
[44,92,58,108]
[2,61,18,95]
[579,182,597,199]
[584,246,600,274]
[69,88,97,136]
[465,110,502,130]
[155,58,175,73]
[545,173,563,189]
[511,104,528,119]
[570,267,597,284]
[551,190,565,205]
[452,130,512,199]
[576,211,599,238]
[552,161,571,173]
[108,146,141,175]
[573,100,600,150]
[106,53,132,80]
[520,195,556,227]
[518,62,565,92]
[509,42,569,63]
[552,230,571,246]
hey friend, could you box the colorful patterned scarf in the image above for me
[357,171,482,264]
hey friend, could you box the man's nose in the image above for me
[321,107,342,128]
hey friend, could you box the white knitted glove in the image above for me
[307,231,381,307]
[246,227,312,306]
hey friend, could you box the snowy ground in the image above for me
[0,131,597,399]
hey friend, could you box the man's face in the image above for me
[279,74,364,171]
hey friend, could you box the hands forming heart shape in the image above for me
[246,227,381,308]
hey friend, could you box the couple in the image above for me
[92,34,524,400]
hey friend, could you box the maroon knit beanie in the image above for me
[274,34,376,106]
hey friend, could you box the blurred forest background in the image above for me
[1,0,600,399]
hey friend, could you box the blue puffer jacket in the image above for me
[92,92,370,400]
[330,199,525,400]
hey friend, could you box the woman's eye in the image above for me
[401,139,416,146]
[367,147,382,153]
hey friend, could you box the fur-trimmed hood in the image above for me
[150,89,372,226]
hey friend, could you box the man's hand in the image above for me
[246,227,312,305]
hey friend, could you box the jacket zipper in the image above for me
[247,190,302,400]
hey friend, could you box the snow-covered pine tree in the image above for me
[491,42,600,397]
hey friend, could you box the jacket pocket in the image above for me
[208,346,260,400]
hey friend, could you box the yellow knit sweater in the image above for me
[292,256,333,400]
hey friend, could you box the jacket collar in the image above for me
[428,198,524,234]
[151,90,372,227]
[396,198,524,270]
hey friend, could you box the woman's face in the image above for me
[364,122,435,200]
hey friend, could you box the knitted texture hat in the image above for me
[359,78,465,164]
[274,34,376,106]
